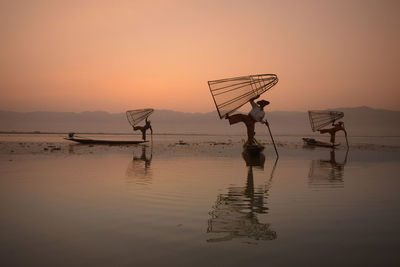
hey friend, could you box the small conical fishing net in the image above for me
[208,74,278,119]
[308,110,344,132]
[126,109,154,127]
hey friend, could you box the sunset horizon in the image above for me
[1,0,399,114]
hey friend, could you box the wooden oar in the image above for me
[344,133,349,148]
[265,120,279,158]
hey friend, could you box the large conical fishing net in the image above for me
[126,109,154,127]
[308,110,344,132]
[208,74,279,119]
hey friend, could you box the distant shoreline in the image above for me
[0,131,399,138]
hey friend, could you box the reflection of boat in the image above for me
[308,149,348,189]
[242,149,265,168]
[207,154,278,242]
[243,139,265,155]
[65,136,147,145]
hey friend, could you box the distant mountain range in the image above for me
[0,106,399,136]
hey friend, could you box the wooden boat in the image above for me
[64,137,148,145]
[302,138,339,148]
[244,144,265,154]
[243,139,265,154]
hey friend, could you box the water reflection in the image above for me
[125,145,153,185]
[207,152,277,243]
[308,149,349,189]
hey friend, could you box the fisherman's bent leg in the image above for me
[141,129,146,141]
[330,133,336,144]
[134,126,145,131]
[246,121,256,145]
[228,114,255,144]
[228,114,248,125]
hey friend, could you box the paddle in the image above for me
[344,132,349,148]
[264,119,279,158]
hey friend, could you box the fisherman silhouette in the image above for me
[225,95,269,145]
[319,121,347,145]
[133,118,153,141]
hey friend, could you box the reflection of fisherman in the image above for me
[133,145,152,168]
[125,145,153,184]
[327,150,344,172]
[207,152,276,242]
[308,149,348,188]
[321,150,346,179]
[225,95,269,145]
[319,121,347,145]
[133,118,153,141]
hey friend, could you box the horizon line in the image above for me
[1,105,399,114]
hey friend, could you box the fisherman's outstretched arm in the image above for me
[250,95,260,101]
[249,95,260,108]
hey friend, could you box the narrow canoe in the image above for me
[302,138,339,148]
[64,137,148,145]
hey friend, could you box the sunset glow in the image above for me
[1,0,399,113]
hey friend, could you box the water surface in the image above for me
[1,134,399,266]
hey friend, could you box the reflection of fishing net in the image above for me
[207,187,276,242]
[308,110,344,132]
[126,109,154,127]
[208,74,278,119]
[308,160,344,189]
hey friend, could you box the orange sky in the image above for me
[1,0,399,113]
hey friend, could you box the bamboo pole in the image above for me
[265,120,279,158]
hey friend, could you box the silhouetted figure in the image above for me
[319,121,347,145]
[133,118,153,141]
[225,95,269,145]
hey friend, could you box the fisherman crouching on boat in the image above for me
[133,118,153,141]
[225,95,269,145]
[319,121,347,145]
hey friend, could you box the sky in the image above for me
[1,0,399,113]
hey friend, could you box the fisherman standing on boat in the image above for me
[225,95,269,145]
[133,118,153,141]
[319,121,347,145]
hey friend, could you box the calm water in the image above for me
[1,134,400,266]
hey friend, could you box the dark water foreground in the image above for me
[1,135,400,266]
